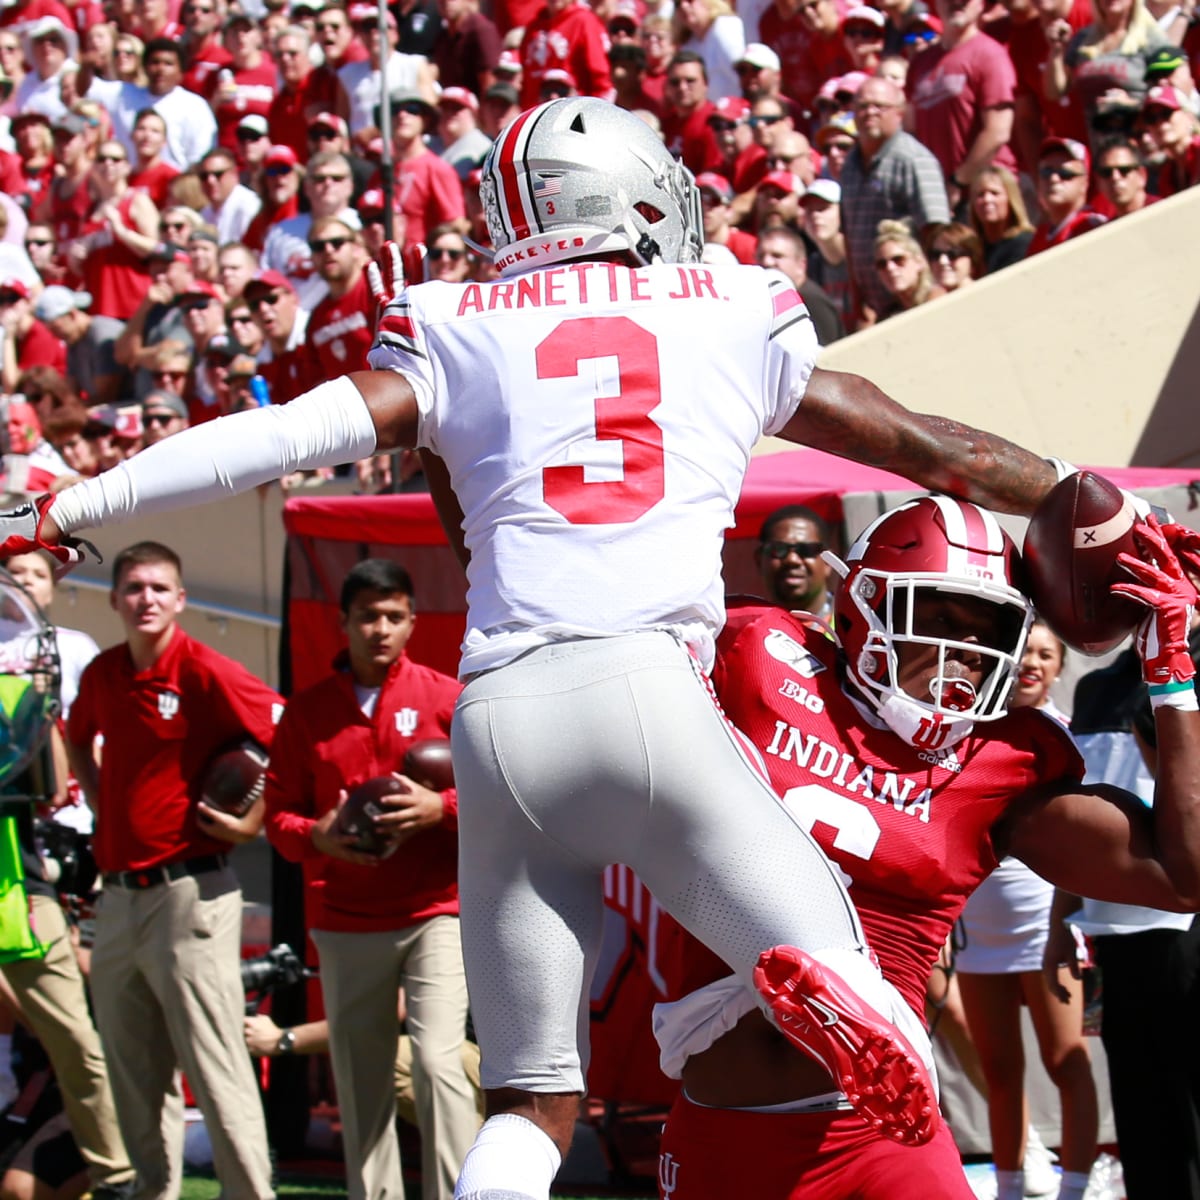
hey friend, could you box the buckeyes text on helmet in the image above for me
[480,98,704,276]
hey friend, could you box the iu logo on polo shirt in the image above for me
[394,708,418,736]
[158,692,180,721]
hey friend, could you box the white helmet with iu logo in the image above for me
[480,97,704,276]
[831,495,1032,751]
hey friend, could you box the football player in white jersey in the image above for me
[0,99,1099,1198]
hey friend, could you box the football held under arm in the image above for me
[47,374,399,535]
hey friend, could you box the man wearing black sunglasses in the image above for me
[1092,135,1153,219]
[306,216,374,381]
[754,505,835,619]
[1026,136,1105,258]
[387,89,465,251]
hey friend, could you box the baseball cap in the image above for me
[379,90,437,124]
[495,49,522,77]
[238,113,269,137]
[844,5,886,27]
[1142,83,1184,113]
[608,0,640,30]
[737,42,781,72]
[11,111,50,131]
[0,278,30,302]
[290,0,323,11]
[265,144,300,169]
[24,16,78,60]
[147,242,191,264]
[53,111,90,139]
[694,171,734,202]
[709,96,750,123]
[802,177,842,205]
[815,111,857,148]
[203,333,246,361]
[485,81,520,106]
[309,111,349,138]
[244,270,296,297]
[33,286,91,322]
[1145,47,1186,80]
[758,170,803,195]
[179,281,222,304]
[223,11,255,30]
[142,390,188,420]
[349,1,395,24]
[540,68,577,90]
[438,86,479,113]
[1039,135,1090,171]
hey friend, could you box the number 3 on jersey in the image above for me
[537,316,665,524]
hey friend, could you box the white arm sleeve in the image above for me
[49,376,379,534]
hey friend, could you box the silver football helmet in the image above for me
[480,98,704,276]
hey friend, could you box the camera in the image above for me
[35,819,97,899]
[241,943,313,1014]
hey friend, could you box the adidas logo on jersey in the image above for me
[764,628,826,678]
[917,746,963,773]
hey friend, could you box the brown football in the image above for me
[199,741,269,817]
[403,738,454,791]
[1023,470,1145,655]
[333,775,406,857]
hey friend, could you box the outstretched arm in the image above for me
[787,367,1058,516]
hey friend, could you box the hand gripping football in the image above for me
[333,775,407,857]
[199,740,269,817]
[1023,471,1145,655]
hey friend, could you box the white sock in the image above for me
[995,1168,1024,1200]
[1057,1169,1091,1200]
[454,1113,562,1200]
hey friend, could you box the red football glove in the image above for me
[365,242,415,373]
[0,494,96,571]
[1112,516,1198,687]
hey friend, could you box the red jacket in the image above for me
[264,651,461,932]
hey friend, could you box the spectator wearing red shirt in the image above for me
[178,0,232,93]
[696,171,758,262]
[65,541,278,1200]
[0,0,75,34]
[907,0,1018,210]
[265,558,478,1200]
[759,0,853,118]
[661,50,720,173]
[389,92,465,251]
[128,108,179,208]
[1143,83,1200,196]
[707,94,769,192]
[131,0,181,43]
[1025,135,1106,255]
[610,40,662,116]
[0,278,67,392]
[206,14,279,152]
[243,146,304,252]
[37,111,96,253]
[639,13,676,105]
[245,270,311,404]
[267,25,320,161]
[518,0,613,110]
[9,111,56,215]
[305,215,373,376]
[433,0,501,95]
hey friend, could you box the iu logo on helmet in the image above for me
[912,713,953,751]
[658,1152,680,1198]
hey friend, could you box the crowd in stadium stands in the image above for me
[0,0,1193,495]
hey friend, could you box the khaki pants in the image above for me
[91,867,274,1200]
[1,893,133,1190]
[314,916,480,1200]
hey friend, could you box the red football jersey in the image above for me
[67,628,283,874]
[671,603,1083,1020]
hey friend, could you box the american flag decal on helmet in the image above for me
[534,175,563,197]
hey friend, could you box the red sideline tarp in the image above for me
[281,452,1200,1104]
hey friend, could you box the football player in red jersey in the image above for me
[2,99,1187,1200]
[655,494,1200,1200]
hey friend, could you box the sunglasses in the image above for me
[903,29,937,43]
[97,153,127,164]
[874,253,909,269]
[762,539,823,560]
[198,167,230,180]
[180,298,214,311]
[428,246,465,261]
[1097,162,1139,177]
[709,119,740,132]
[309,127,340,140]
[163,221,190,232]
[1143,108,1175,124]
[749,114,785,127]
[309,235,350,252]
[396,102,428,116]
[238,128,269,142]
[0,293,23,306]
[929,247,968,262]
[265,163,295,176]
[824,139,855,152]
[143,412,180,426]
[182,4,214,12]
[25,238,52,248]
[250,292,285,309]
[229,312,256,322]
[1039,164,1084,180]
[844,24,881,37]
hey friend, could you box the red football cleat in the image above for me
[754,945,938,1147]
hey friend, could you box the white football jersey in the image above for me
[384,261,819,676]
